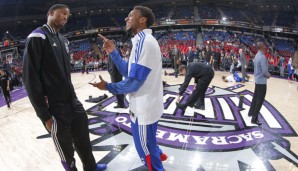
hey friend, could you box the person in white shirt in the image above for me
[90,6,167,171]
[222,71,245,83]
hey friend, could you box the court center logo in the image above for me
[87,84,298,170]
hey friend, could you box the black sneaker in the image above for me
[114,105,126,109]
[97,104,104,110]
[176,103,187,111]
[251,120,262,126]
[194,105,205,110]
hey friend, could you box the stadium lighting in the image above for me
[222,17,227,21]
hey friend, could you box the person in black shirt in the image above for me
[176,63,214,110]
[204,46,213,66]
[107,48,125,108]
[0,69,11,109]
[213,49,221,70]
[22,4,107,171]
[169,45,181,77]
[82,59,89,74]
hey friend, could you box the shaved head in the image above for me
[257,42,265,51]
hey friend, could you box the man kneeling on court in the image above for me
[176,63,214,110]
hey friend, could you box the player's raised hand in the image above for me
[89,75,107,90]
[98,33,115,54]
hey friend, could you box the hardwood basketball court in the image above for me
[0,69,297,171]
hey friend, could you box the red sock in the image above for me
[145,155,153,171]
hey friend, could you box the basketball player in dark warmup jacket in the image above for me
[22,4,106,171]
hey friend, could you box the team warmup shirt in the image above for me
[106,29,164,125]
[23,24,77,122]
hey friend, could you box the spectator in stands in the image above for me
[187,46,194,65]
[213,49,221,70]
[248,42,270,126]
[197,44,204,60]
[292,50,298,76]
[293,66,298,81]
[0,68,11,109]
[279,56,285,78]
[221,50,229,71]
[82,59,89,74]
[238,48,250,83]
[93,60,99,70]
[204,45,213,66]
[170,44,181,77]
[292,50,298,83]
[287,58,294,80]
[229,50,236,73]
[194,45,200,63]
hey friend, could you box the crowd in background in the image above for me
[0,28,297,92]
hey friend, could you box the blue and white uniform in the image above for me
[106,29,164,171]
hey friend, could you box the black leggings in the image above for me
[1,88,11,107]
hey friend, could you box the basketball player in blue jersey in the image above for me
[90,6,167,171]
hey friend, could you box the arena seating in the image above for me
[198,5,220,19]
[157,31,196,58]
[275,11,296,28]
[152,7,172,20]
[273,38,295,58]
[0,4,296,78]
[172,6,194,19]
[219,6,248,22]
[69,40,92,61]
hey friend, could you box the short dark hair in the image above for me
[47,4,69,16]
[133,6,155,28]
[256,42,265,50]
[178,65,186,73]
